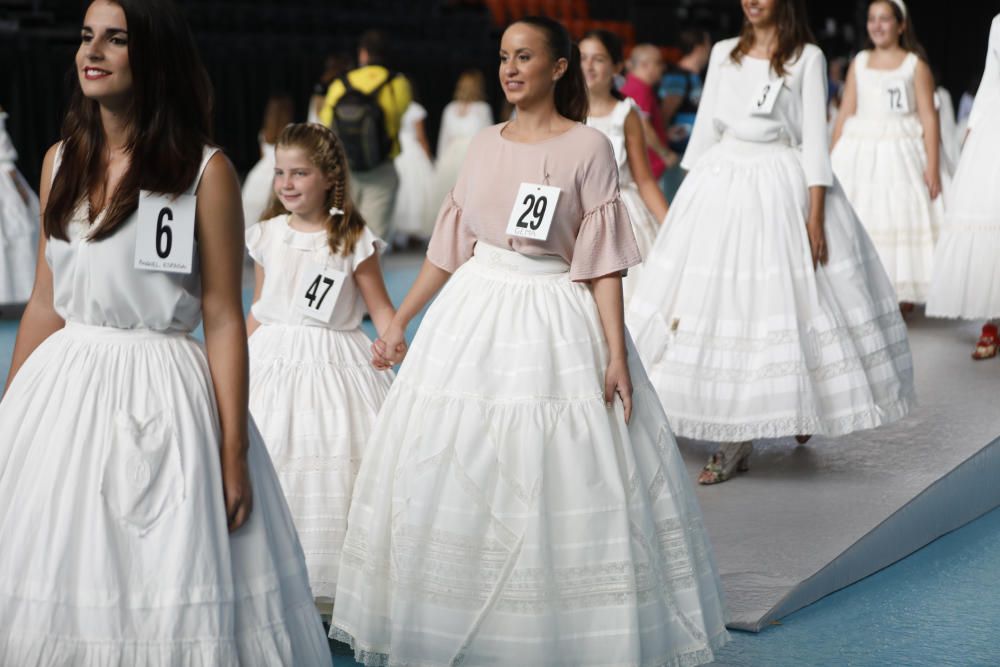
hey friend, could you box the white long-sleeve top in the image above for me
[968,14,1000,130]
[682,37,833,187]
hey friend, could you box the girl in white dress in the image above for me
[331,16,729,667]
[390,100,435,244]
[426,70,493,233]
[246,122,396,608]
[582,29,669,308]
[831,0,944,310]
[0,107,38,306]
[927,14,1000,359]
[241,95,293,228]
[0,1,328,663]
[627,0,915,484]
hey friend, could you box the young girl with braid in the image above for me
[245,122,398,611]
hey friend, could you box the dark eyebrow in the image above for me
[81,25,128,35]
[500,48,533,55]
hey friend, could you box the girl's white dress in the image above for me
[927,14,1000,319]
[0,147,330,665]
[426,100,493,236]
[831,51,946,304]
[627,40,915,442]
[0,111,38,305]
[331,124,729,666]
[588,98,662,307]
[246,215,393,603]
[391,102,435,239]
[241,137,275,228]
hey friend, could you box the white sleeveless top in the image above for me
[853,50,919,119]
[46,146,218,332]
[586,98,637,187]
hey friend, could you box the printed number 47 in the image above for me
[305,275,335,309]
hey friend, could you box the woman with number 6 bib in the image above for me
[626,0,914,485]
[330,16,729,667]
[0,1,329,663]
[831,0,945,311]
[246,122,396,611]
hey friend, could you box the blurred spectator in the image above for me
[242,94,294,229]
[659,28,711,198]
[308,53,352,124]
[621,44,676,182]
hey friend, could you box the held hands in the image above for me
[806,211,828,270]
[924,167,942,200]
[604,357,634,424]
[372,322,408,370]
[221,448,253,533]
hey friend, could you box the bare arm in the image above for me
[638,114,678,169]
[354,251,397,337]
[623,109,670,221]
[914,60,942,199]
[372,257,451,368]
[4,143,65,396]
[414,118,433,160]
[196,152,253,532]
[591,273,632,423]
[245,262,264,336]
[806,185,828,269]
[830,61,858,150]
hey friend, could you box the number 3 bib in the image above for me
[134,191,197,274]
[506,182,561,241]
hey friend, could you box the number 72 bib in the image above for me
[296,263,347,322]
[505,183,561,241]
[134,190,197,274]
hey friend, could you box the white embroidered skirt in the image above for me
[331,242,729,667]
[249,323,393,602]
[0,323,329,666]
[628,138,915,442]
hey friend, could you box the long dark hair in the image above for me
[45,0,213,241]
[730,0,815,77]
[512,16,588,122]
[582,29,626,101]
[865,0,928,62]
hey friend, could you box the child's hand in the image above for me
[372,322,407,369]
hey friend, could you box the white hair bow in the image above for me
[329,206,345,217]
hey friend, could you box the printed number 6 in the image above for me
[156,207,173,259]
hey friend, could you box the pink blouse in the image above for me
[426,123,641,281]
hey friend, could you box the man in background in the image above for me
[659,27,711,199]
[621,44,678,186]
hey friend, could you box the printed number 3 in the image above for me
[305,275,335,309]
[515,194,548,230]
[756,84,771,108]
[156,207,173,259]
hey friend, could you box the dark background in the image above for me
[2,0,998,190]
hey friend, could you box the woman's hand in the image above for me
[924,166,942,200]
[372,321,407,370]
[604,356,633,424]
[806,210,828,269]
[221,448,253,532]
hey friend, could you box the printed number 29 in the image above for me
[304,274,335,309]
[156,207,173,259]
[516,194,548,230]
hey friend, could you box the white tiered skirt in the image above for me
[926,120,1000,319]
[249,323,393,603]
[0,323,329,666]
[628,138,915,442]
[831,114,945,303]
[331,243,729,667]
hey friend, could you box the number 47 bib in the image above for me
[134,190,197,274]
[296,263,347,322]
[506,182,561,241]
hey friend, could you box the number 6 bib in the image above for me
[296,263,347,322]
[505,182,561,241]
[134,190,197,274]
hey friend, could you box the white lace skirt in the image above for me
[331,243,729,667]
[627,138,915,442]
[249,323,393,602]
[926,120,1000,319]
[0,323,329,666]
[621,181,661,310]
[0,165,38,305]
[831,115,945,303]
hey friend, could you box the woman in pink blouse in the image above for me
[330,16,728,667]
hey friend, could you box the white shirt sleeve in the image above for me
[0,114,17,166]
[969,16,1000,130]
[799,47,834,188]
[681,43,726,170]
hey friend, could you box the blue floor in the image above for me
[2,255,999,666]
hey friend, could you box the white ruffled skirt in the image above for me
[0,164,38,305]
[331,243,729,667]
[0,323,329,666]
[249,323,393,602]
[831,114,945,303]
[926,120,1000,319]
[628,138,915,442]
[621,181,661,309]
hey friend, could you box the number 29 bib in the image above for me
[505,182,561,241]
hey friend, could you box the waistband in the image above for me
[720,132,795,151]
[471,242,570,276]
[62,321,192,342]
